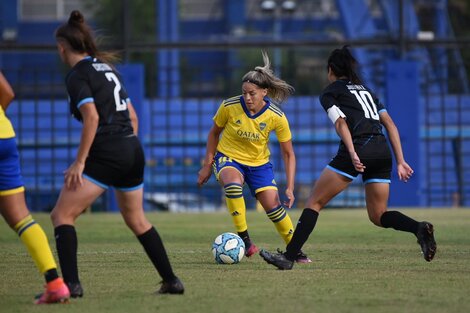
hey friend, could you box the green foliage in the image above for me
[1,209,470,313]
[448,0,470,91]
[83,0,157,94]
[83,0,156,45]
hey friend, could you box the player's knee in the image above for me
[123,214,150,235]
[224,183,243,198]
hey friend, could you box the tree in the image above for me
[84,0,157,96]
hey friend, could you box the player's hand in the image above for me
[197,164,213,187]
[350,151,365,172]
[397,162,414,182]
[64,160,85,190]
[283,188,295,208]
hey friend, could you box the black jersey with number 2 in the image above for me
[65,56,133,135]
[320,79,390,159]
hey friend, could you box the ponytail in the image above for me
[327,46,362,84]
[242,51,294,104]
[55,10,119,64]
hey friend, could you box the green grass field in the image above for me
[1,208,469,313]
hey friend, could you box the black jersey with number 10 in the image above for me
[320,79,392,159]
[320,79,386,138]
[65,56,133,135]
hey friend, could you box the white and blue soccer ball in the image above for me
[212,232,245,264]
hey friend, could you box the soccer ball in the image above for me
[212,232,245,264]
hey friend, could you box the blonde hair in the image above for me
[242,51,294,104]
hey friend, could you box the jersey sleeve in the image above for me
[66,69,94,109]
[212,100,229,127]
[373,94,387,113]
[320,84,346,124]
[274,113,292,143]
[319,84,339,112]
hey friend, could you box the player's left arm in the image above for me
[379,111,414,182]
[279,139,296,208]
[276,114,296,208]
[127,101,138,135]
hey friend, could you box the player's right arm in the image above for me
[197,122,224,186]
[334,117,365,173]
[64,101,99,189]
[321,87,364,173]
[0,71,15,111]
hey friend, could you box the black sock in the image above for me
[137,226,176,282]
[54,225,80,284]
[380,211,419,234]
[237,230,252,248]
[44,268,59,283]
[285,209,319,260]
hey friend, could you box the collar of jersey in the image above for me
[240,96,271,119]
[73,56,93,68]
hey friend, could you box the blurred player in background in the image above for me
[260,46,437,270]
[0,71,70,304]
[198,51,310,263]
[51,10,184,296]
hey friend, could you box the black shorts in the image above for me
[328,156,392,183]
[84,134,145,190]
[328,135,392,184]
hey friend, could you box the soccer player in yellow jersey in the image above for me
[198,52,311,263]
[0,71,70,303]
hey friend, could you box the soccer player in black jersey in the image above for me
[260,46,436,270]
[50,10,184,295]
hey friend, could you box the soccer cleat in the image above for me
[66,282,84,298]
[34,278,70,304]
[259,249,294,270]
[416,221,437,262]
[245,243,259,257]
[295,250,312,264]
[157,277,184,295]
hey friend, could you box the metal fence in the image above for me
[4,46,470,212]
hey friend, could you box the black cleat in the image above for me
[295,250,312,264]
[66,282,83,298]
[259,249,294,270]
[157,277,184,295]
[416,222,437,262]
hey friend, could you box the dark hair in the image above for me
[327,46,362,84]
[55,10,118,64]
[242,51,294,104]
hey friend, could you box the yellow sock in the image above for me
[14,215,57,274]
[266,205,294,244]
[224,183,248,232]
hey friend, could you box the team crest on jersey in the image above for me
[259,122,266,131]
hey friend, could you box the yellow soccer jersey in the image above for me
[213,95,291,166]
[0,106,15,138]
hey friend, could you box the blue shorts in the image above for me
[213,151,277,196]
[0,138,25,195]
